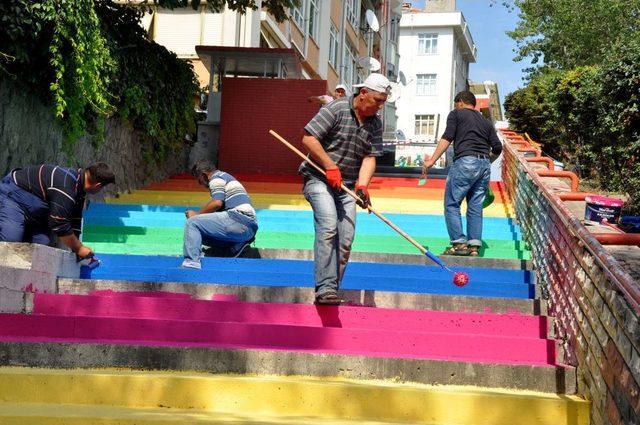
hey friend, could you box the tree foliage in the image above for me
[508,0,640,70]
[0,0,297,160]
[505,39,640,213]
[153,0,299,23]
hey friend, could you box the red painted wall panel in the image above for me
[219,78,327,175]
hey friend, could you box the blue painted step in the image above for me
[86,254,535,299]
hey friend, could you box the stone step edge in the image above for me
[119,247,535,270]
[0,342,577,394]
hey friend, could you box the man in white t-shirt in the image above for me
[308,84,348,106]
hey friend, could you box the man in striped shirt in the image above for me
[182,159,258,269]
[299,73,390,304]
[0,163,116,259]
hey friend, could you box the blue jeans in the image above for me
[303,176,356,296]
[183,210,258,264]
[444,156,491,247]
[0,174,52,245]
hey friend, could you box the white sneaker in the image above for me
[181,259,202,269]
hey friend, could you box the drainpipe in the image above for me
[339,0,348,84]
[303,1,309,59]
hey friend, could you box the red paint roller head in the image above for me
[453,272,470,287]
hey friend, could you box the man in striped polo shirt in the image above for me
[0,163,115,259]
[299,73,390,304]
[182,159,258,269]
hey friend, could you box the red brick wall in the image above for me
[219,78,327,175]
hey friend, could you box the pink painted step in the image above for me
[33,293,547,338]
[0,313,556,365]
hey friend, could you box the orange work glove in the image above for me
[325,167,342,190]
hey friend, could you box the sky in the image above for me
[411,0,527,107]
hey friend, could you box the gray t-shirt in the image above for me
[299,96,382,185]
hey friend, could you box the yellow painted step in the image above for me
[107,191,515,217]
[0,403,399,424]
[0,368,588,425]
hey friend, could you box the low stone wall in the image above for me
[502,136,640,425]
[0,243,80,313]
[0,78,189,196]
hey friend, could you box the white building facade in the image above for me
[395,9,476,156]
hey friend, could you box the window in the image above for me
[343,41,358,89]
[418,33,438,55]
[345,0,360,29]
[416,74,437,96]
[290,4,305,30]
[390,15,399,43]
[329,23,339,70]
[415,115,436,137]
[308,0,319,40]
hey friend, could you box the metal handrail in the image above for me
[501,133,640,314]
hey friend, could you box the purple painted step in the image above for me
[34,293,547,338]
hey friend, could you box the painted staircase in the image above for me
[0,174,589,424]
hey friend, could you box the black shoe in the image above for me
[231,236,256,258]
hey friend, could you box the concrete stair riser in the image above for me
[55,280,545,315]
[0,341,576,393]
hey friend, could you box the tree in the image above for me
[507,0,640,70]
[153,0,299,23]
[0,0,299,155]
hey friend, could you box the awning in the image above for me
[196,46,302,79]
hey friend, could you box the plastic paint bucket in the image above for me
[584,195,625,224]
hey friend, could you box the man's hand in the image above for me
[325,167,342,191]
[421,157,435,178]
[355,185,371,210]
[185,210,198,219]
[77,245,93,260]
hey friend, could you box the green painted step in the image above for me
[83,226,530,260]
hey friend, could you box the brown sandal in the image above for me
[468,246,479,257]
[442,243,470,256]
[314,292,343,305]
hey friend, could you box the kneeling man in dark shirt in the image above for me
[422,91,503,256]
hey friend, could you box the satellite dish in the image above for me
[398,71,407,86]
[387,81,402,103]
[357,57,381,72]
[365,10,380,32]
[395,129,407,141]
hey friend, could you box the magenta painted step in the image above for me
[0,313,556,365]
[33,293,547,338]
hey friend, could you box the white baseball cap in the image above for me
[335,84,347,92]
[353,73,391,94]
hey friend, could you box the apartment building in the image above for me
[141,2,401,106]
[393,0,476,169]
[469,80,504,122]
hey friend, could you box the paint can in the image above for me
[584,195,624,224]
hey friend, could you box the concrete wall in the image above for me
[218,77,326,175]
[0,78,188,197]
[502,138,640,425]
